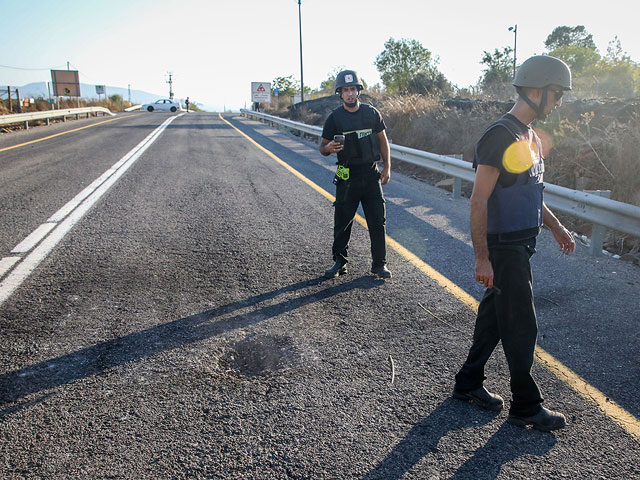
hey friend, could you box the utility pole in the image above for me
[166,72,174,99]
[508,25,518,78]
[128,84,131,103]
[298,0,304,103]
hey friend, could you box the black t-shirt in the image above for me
[322,104,386,167]
[322,103,386,140]
[474,113,530,188]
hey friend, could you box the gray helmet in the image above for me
[513,55,572,90]
[335,70,364,94]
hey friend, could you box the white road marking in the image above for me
[0,114,183,307]
[0,257,21,279]
[11,223,57,253]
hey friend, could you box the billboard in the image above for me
[95,85,106,95]
[251,82,271,103]
[51,70,81,97]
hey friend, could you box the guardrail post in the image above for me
[450,155,464,198]
[585,190,611,256]
[24,121,29,130]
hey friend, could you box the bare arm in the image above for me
[543,202,576,254]
[470,165,500,288]
[377,130,391,185]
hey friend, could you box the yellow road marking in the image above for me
[0,114,139,153]
[219,113,640,443]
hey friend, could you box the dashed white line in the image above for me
[0,114,184,307]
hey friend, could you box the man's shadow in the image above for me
[0,275,379,416]
[449,422,556,479]
[362,399,555,480]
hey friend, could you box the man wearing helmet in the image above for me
[319,69,392,279]
[452,56,575,431]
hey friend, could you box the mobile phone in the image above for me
[334,135,345,145]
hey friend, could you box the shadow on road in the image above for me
[0,275,379,416]
[362,398,555,480]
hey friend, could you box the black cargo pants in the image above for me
[332,167,386,268]
[454,240,544,417]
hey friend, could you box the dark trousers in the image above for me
[454,241,543,416]
[332,168,386,268]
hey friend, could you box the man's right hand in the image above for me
[475,257,494,289]
[326,140,343,154]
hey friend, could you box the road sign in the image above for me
[51,70,81,97]
[95,85,105,95]
[251,82,271,103]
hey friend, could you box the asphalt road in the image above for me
[0,111,638,479]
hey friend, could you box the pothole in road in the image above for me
[225,334,297,377]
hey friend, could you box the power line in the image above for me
[0,63,66,71]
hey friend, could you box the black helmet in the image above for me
[335,70,364,94]
[514,55,572,90]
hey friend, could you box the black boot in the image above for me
[371,264,392,279]
[324,261,347,278]
[453,386,504,411]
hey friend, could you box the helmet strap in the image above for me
[516,86,547,120]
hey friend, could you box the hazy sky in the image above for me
[1,0,638,111]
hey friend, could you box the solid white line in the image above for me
[0,114,184,308]
[0,257,21,279]
[10,223,57,253]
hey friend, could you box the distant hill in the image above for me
[13,82,170,105]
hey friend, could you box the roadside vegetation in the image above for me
[264,25,640,259]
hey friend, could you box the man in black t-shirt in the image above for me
[453,56,575,432]
[319,69,391,279]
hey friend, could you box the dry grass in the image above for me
[379,94,640,207]
[380,94,507,162]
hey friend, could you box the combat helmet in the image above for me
[514,55,571,119]
[514,55,572,90]
[335,70,364,94]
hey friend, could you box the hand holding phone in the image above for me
[334,134,345,145]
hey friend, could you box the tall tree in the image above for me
[544,25,596,50]
[544,25,600,75]
[478,47,514,98]
[374,37,441,94]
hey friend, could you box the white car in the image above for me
[142,98,182,112]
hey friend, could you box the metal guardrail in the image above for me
[125,105,142,112]
[0,107,114,129]
[241,109,640,255]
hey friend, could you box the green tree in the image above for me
[477,47,515,98]
[374,37,441,94]
[407,71,452,96]
[591,36,640,98]
[109,94,123,103]
[272,75,298,96]
[544,25,596,50]
[547,44,601,75]
[545,25,600,75]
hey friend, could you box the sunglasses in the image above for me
[548,88,564,100]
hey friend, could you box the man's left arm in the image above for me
[377,130,391,185]
[543,202,575,254]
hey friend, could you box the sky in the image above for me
[1,0,639,112]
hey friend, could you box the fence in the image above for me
[240,109,640,256]
[0,107,114,130]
